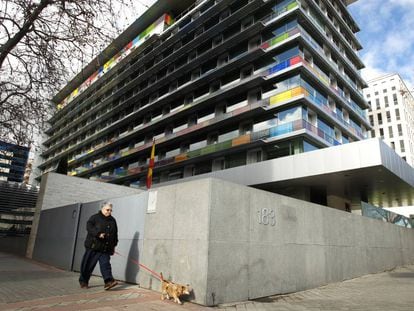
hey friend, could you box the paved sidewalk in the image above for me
[1,251,414,310]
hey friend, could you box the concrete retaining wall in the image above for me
[30,176,414,306]
[139,178,414,305]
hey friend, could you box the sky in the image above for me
[349,0,414,89]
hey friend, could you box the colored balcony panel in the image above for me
[216,140,233,152]
[232,134,251,147]
[287,1,298,10]
[187,149,201,158]
[270,33,289,46]
[269,61,288,74]
[175,154,188,162]
[251,129,270,141]
[200,144,217,155]
[289,56,302,65]
[269,123,294,137]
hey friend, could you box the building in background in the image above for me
[36,0,414,211]
[364,73,414,167]
[0,140,30,183]
[0,141,38,236]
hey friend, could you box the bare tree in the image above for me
[0,0,141,146]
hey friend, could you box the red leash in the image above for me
[114,251,162,280]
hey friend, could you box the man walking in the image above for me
[79,201,118,290]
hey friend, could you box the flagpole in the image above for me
[146,138,155,189]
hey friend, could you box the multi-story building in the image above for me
[38,0,371,199]
[364,73,414,167]
[0,140,30,183]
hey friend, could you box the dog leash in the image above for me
[114,251,162,280]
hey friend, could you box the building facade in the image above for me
[0,140,30,183]
[38,0,370,191]
[364,73,414,167]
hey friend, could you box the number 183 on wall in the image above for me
[257,208,276,226]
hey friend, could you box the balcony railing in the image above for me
[80,118,339,183]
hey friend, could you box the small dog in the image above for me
[160,272,191,304]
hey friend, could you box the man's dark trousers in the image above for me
[79,248,113,284]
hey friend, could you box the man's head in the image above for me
[101,202,113,217]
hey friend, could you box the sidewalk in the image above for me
[1,251,414,311]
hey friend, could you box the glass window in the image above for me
[272,19,297,36]
[273,46,300,63]
[276,106,302,124]
[400,140,405,152]
[304,141,319,152]
[226,152,246,168]
[369,115,374,125]
[317,118,334,137]
[377,113,382,125]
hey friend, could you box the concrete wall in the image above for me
[138,179,211,304]
[140,178,414,305]
[26,173,142,258]
[203,179,414,305]
[29,176,414,306]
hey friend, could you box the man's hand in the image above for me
[99,233,105,239]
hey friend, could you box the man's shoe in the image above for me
[104,280,118,290]
[79,282,89,289]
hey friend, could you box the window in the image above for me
[212,157,225,171]
[400,140,405,152]
[240,66,253,79]
[212,35,223,47]
[210,81,221,93]
[383,89,387,93]
[207,133,218,144]
[219,9,230,21]
[384,96,389,107]
[375,98,380,109]
[0,167,10,173]
[386,111,391,122]
[377,113,382,125]
[379,128,384,138]
[241,16,254,30]
[247,149,262,164]
[389,126,393,138]
[183,165,195,177]
[393,93,398,104]
[369,115,374,125]
[0,158,11,165]
[395,108,400,120]
[397,124,403,136]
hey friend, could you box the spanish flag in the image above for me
[146,139,155,189]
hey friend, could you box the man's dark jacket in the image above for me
[84,211,118,254]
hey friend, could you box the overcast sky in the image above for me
[349,0,414,89]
